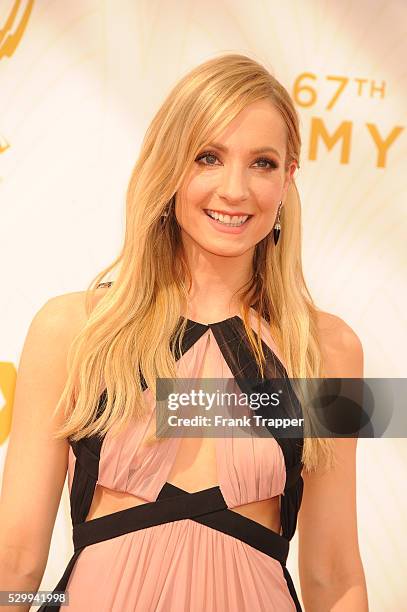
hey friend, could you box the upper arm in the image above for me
[298,313,365,585]
[0,292,87,580]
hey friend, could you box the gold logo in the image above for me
[0,0,35,61]
[0,362,16,444]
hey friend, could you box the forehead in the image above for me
[211,99,287,152]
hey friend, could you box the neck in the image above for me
[181,239,255,321]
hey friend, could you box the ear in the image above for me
[281,161,298,202]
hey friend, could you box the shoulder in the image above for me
[33,286,110,338]
[315,310,364,377]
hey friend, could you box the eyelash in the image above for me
[195,150,279,170]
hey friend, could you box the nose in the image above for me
[216,163,250,203]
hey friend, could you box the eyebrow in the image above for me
[205,141,281,159]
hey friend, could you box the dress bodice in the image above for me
[67,301,304,543]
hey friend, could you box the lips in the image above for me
[201,208,254,235]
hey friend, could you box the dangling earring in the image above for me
[273,200,283,245]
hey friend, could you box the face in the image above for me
[175,99,298,259]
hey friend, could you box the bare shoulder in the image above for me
[38,286,110,335]
[27,285,111,374]
[315,309,363,350]
[314,309,364,377]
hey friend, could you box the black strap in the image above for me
[70,439,99,479]
[284,461,303,491]
[73,482,290,565]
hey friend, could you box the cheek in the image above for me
[185,176,213,205]
[176,179,213,225]
[255,183,280,213]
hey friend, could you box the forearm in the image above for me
[301,571,369,611]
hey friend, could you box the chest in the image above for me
[166,328,219,489]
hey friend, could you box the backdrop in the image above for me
[1,1,406,609]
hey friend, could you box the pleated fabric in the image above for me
[65,520,296,611]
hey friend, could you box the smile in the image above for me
[204,209,252,227]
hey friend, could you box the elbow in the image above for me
[0,546,45,589]
[300,543,366,587]
[300,560,368,610]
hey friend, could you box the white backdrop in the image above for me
[1,1,406,609]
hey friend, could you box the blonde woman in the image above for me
[0,54,368,611]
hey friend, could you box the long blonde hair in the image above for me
[53,53,334,472]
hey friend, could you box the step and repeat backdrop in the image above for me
[1,1,406,609]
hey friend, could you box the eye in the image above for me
[195,151,278,170]
[195,151,220,166]
[253,157,279,170]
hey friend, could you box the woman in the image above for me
[0,54,368,611]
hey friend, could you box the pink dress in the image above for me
[39,294,304,611]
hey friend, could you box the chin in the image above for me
[197,241,251,257]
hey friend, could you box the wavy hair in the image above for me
[52,53,335,472]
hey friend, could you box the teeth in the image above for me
[205,209,249,226]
